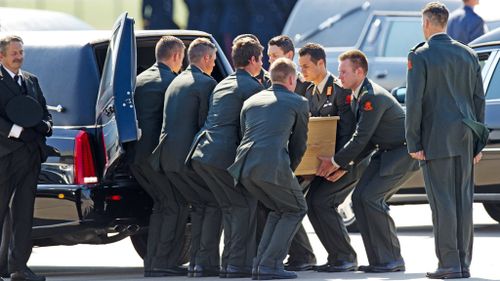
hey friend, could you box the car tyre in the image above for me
[130,223,191,265]
[483,203,500,223]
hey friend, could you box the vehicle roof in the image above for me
[0,7,93,31]
[283,0,461,48]
[2,29,213,46]
[470,27,500,48]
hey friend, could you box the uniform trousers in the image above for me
[306,158,368,264]
[192,160,257,269]
[0,145,40,272]
[130,161,189,270]
[422,151,473,270]
[240,177,307,268]
[166,170,222,267]
[352,148,416,265]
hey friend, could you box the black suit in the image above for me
[0,66,52,272]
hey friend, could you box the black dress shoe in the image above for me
[284,261,315,271]
[316,260,357,272]
[148,266,188,277]
[225,264,252,278]
[257,265,297,280]
[192,264,220,277]
[358,265,373,272]
[369,260,405,273]
[10,268,46,281]
[426,267,463,279]
[0,270,9,278]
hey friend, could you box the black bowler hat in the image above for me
[5,95,43,127]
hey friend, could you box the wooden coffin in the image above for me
[294,116,339,176]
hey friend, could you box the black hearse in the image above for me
[1,13,233,262]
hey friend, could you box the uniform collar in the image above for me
[353,78,366,99]
[428,32,448,41]
[315,71,331,93]
[2,65,23,81]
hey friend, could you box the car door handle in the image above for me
[47,104,64,113]
[375,70,388,79]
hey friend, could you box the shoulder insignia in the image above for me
[407,59,413,70]
[326,86,333,96]
[363,101,373,111]
[410,41,425,52]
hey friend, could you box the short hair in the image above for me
[298,43,326,64]
[188,38,216,63]
[338,49,369,74]
[268,35,295,57]
[0,35,23,55]
[422,2,449,28]
[269,58,297,84]
[233,33,261,44]
[231,38,263,68]
[155,35,185,62]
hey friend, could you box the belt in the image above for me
[375,142,407,151]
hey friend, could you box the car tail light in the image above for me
[74,131,98,184]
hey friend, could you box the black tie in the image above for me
[14,74,20,85]
[351,95,359,120]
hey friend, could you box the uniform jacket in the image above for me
[228,84,309,187]
[406,33,485,160]
[294,72,310,97]
[189,69,264,170]
[130,63,176,164]
[304,74,355,151]
[256,68,272,89]
[334,78,411,173]
[150,65,217,173]
[447,5,487,44]
[0,66,52,159]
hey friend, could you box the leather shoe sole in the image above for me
[317,265,357,272]
[426,271,463,279]
[284,263,315,271]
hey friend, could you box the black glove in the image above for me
[19,128,37,143]
[34,121,50,135]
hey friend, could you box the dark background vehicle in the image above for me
[1,13,233,261]
[283,0,500,91]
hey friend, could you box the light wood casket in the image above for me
[294,116,339,176]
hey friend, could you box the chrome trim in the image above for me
[47,104,64,113]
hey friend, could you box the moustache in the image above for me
[13,59,23,63]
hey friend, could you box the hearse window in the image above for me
[383,18,423,57]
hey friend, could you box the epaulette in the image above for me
[410,41,426,52]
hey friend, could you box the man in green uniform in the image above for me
[298,43,368,272]
[229,58,309,280]
[317,50,418,273]
[263,35,316,272]
[150,38,221,277]
[129,36,188,277]
[233,34,272,88]
[406,2,485,279]
[188,37,264,278]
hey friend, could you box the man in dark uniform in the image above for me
[447,0,487,44]
[150,38,221,277]
[129,36,188,277]
[0,35,52,281]
[265,35,316,272]
[317,50,418,273]
[228,58,309,280]
[406,3,485,279]
[268,35,310,96]
[188,38,264,278]
[298,43,368,273]
[233,34,272,89]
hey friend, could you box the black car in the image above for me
[1,13,233,261]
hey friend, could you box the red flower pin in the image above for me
[407,59,413,70]
[345,94,352,104]
[363,101,373,111]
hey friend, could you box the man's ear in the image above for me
[285,51,294,60]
